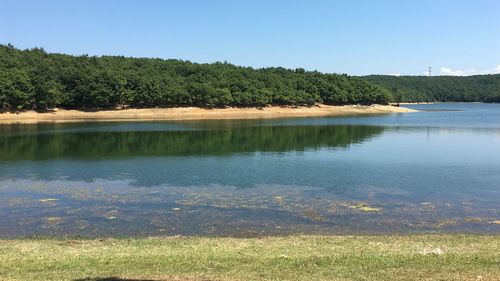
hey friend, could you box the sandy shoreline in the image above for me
[0,104,416,124]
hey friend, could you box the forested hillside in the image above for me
[365,74,500,103]
[2,44,499,111]
[0,44,390,111]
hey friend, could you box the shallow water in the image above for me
[0,103,499,237]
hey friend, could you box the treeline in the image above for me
[364,74,500,103]
[0,44,391,111]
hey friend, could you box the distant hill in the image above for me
[364,74,500,103]
[2,44,499,112]
[0,44,390,111]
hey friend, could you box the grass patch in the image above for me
[0,235,499,280]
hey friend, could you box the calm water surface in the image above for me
[0,103,499,237]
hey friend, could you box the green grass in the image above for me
[0,235,499,281]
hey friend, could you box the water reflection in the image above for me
[0,123,385,160]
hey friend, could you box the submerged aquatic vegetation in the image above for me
[358,206,380,212]
[0,178,498,237]
[434,219,458,228]
[303,209,323,221]
[273,196,284,204]
[464,217,485,223]
[42,217,63,228]
[104,210,119,220]
[349,202,381,212]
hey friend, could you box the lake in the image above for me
[0,103,499,237]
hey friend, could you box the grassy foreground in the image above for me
[0,235,499,281]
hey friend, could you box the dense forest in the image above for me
[0,44,391,111]
[1,44,499,111]
[365,74,500,103]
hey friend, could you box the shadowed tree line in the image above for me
[364,74,500,103]
[0,44,391,111]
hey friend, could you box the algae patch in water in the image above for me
[349,203,380,212]
[464,217,485,223]
[303,209,323,221]
[434,219,458,228]
[104,210,118,220]
[42,217,62,228]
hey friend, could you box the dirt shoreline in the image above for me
[0,104,416,124]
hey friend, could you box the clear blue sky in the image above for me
[1,0,499,75]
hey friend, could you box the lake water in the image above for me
[0,103,499,237]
